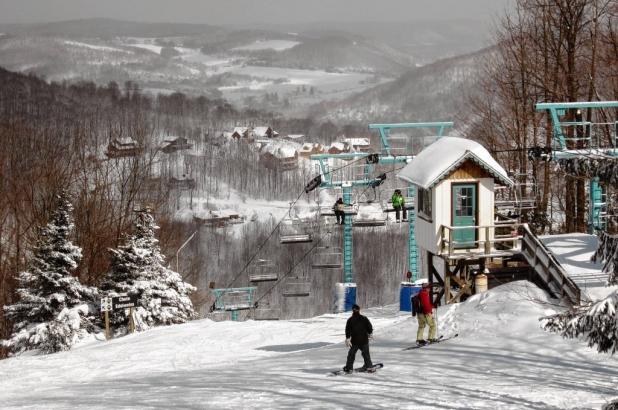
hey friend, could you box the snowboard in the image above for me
[329,363,384,376]
[402,334,458,351]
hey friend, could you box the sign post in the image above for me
[112,294,138,334]
[100,297,112,340]
[100,295,138,339]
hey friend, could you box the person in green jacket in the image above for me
[392,189,407,222]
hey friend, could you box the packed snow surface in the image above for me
[541,233,614,301]
[1,281,617,409]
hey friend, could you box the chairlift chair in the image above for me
[211,287,257,311]
[312,246,343,269]
[249,259,279,282]
[279,217,313,244]
[382,187,415,213]
[386,133,409,156]
[353,203,387,227]
[318,203,358,217]
[282,279,311,297]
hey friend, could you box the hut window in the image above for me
[418,188,432,220]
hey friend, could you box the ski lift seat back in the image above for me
[312,246,343,269]
[279,217,313,244]
[282,280,311,297]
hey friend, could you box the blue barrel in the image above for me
[344,284,357,312]
[400,283,422,312]
[335,283,357,312]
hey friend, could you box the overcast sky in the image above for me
[0,0,510,25]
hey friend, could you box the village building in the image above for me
[259,141,300,171]
[106,137,140,158]
[344,137,371,153]
[283,134,306,143]
[231,127,251,141]
[327,142,351,155]
[160,136,193,154]
[252,126,277,139]
[168,174,196,190]
[299,142,324,158]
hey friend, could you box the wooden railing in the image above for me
[520,224,581,306]
[440,221,524,257]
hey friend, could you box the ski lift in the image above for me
[318,203,358,217]
[279,216,313,244]
[211,287,257,311]
[249,259,279,282]
[382,187,415,213]
[386,132,409,156]
[353,203,387,227]
[312,246,343,269]
[495,173,537,217]
[282,278,311,297]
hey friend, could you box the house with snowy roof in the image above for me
[398,137,514,259]
[252,126,277,139]
[231,127,250,141]
[259,141,300,171]
[299,142,324,158]
[344,137,371,153]
[160,136,193,154]
[283,134,306,143]
[327,142,351,155]
[106,137,140,158]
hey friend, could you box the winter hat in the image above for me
[352,304,360,311]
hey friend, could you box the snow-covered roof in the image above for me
[300,142,321,151]
[261,140,300,158]
[253,127,272,138]
[397,137,513,189]
[114,137,138,146]
[344,137,370,146]
[163,136,183,143]
[233,127,249,135]
[329,142,347,151]
[286,134,305,140]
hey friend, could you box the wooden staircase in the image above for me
[521,225,581,307]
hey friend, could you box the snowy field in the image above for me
[1,281,617,409]
[231,40,301,52]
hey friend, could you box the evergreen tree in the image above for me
[102,210,196,331]
[544,291,618,354]
[2,193,97,354]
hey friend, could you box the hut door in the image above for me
[452,184,476,248]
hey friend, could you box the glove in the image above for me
[345,338,352,348]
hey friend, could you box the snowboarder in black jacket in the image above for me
[343,304,373,372]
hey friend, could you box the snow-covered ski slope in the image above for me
[541,233,611,301]
[1,281,617,409]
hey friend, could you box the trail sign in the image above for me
[112,295,138,310]
[100,297,112,312]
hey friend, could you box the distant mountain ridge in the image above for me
[313,46,492,124]
[0,18,226,39]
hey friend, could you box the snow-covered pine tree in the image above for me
[592,231,618,285]
[102,210,196,331]
[2,192,98,354]
[543,291,618,354]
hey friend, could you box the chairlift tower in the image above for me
[536,101,618,233]
[310,121,453,311]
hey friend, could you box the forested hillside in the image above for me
[313,47,488,123]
